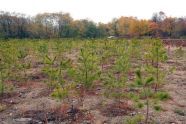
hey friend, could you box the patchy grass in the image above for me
[124,114,144,124]
[174,109,185,116]
[0,104,6,112]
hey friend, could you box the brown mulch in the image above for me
[100,101,134,117]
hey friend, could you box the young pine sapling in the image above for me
[134,69,154,124]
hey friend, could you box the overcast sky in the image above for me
[0,0,185,23]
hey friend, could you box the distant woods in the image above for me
[0,11,186,39]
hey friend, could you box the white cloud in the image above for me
[0,0,185,23]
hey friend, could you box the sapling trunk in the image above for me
[155,47,159,92]
[144,87,149,124]
[101,54,104,72]
[146,98,149,124]
[49,79,52,91]
[101,60,103,71]
[0,71,4,97]
[23,65,28,85]
[58,66,62,82]
[85,68,88,86]
[134,69,154,124]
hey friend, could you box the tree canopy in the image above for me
[0,11,186,39]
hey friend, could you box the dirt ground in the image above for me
[0,46,185,124]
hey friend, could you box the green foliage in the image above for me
[37,43,49,62]
[124,114,144,124]
[128,93,140,102]
[175,47,184,58]
[153,104,162,111]
[17,47,31,81]
[0,80,4,96]
[51,86,68,101]
[103,42,131,101]
[133,69,154,124]
[154,91,170,101]
[139,88,153,99]
[144,39,168,91]
[76,47,100,89]
[18,48,29,59]
[145,39,168,64]
[0,38,175,122]
[42,55,58,89]
[135,102,144,109]
[135,69,154,87]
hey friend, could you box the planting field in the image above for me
[0,39,185,124]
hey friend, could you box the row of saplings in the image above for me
[39,40,172,123]
[0,40,174,123]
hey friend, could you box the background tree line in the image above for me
[0,11,186,39]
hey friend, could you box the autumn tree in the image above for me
[0,10,186,39]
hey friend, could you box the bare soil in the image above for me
[0,46,185,124]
